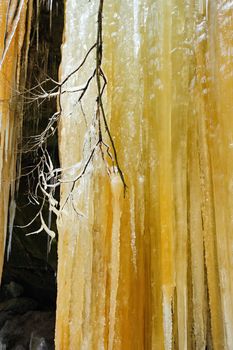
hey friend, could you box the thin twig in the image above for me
[95,0,127,194]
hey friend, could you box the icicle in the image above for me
[6,198,16,260]
[0,0,25,69]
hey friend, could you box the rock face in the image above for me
[0,282,55,350]
[0,298,37,315]
[2,282,24,299]
[0,311,55,349]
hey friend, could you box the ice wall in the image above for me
[56,0,233,349]
[0,0,30,280]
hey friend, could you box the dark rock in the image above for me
[0,312,13,328]
[29,334,49,350]
[3,282,24,299]
[2,235,57,309]
[0,341,7,349]
[0,298,38,314]
[0,311,55,349]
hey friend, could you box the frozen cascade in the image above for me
[0,0,233,349]
[55,0,233,349]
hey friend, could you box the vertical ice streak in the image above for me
[171,2,191,348]
[133,0,140,56]
[108,174,122,350]
[207,1,233,348]
[157,2,174,348]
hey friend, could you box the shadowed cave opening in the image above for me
[0,1,64,348]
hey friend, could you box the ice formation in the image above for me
[56,1,233,348]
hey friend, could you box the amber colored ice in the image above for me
[0,0,29,279]
[1,0,233,349]
[55,1,233,349]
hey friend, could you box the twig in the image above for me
[95,0,127,195]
